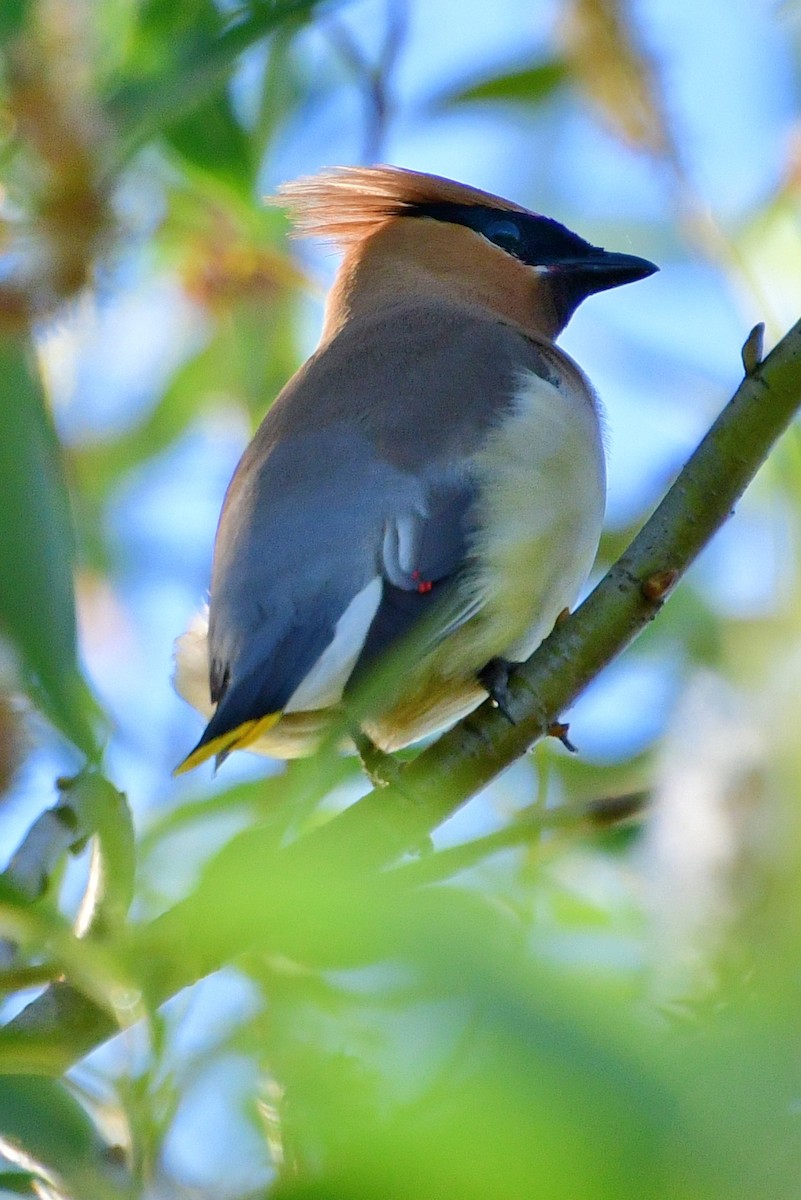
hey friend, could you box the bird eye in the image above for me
[483,219,523,254]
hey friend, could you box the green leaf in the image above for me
[0,1077,97,1169]
[253,28,307,157]
[0,1077,119,1200]
[0,1,30,41]
[66,772,136,937]
[106,0,334,161]
[0,336,98,758]
[440,58,568,107]
[165,91,256,196]
[0,1170,38,1194]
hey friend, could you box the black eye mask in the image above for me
[406,201,601,268]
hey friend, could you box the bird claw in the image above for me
[478,657,517,724]
[351,727,403,788]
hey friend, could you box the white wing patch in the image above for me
[284,576,383,711]
[174,579,383,723]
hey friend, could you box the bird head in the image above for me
[272,165,658,341]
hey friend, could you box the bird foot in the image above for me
[478,657,517,724]
[351,728,403,789]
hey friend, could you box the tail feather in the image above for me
[173,712,282,776]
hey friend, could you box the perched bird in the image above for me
[174,166,656,772]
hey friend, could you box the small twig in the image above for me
[0,962,63,993]
[326,0,409,162]
[547,721,577,752]
[392,791,648,888]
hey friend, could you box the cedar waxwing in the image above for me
[173,166,657,772]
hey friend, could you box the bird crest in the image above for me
[271,165,527,247]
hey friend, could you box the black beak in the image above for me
[551,250,659,294]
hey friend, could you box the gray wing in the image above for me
[350,481,480,683]
[199,430,478,748]
[192,306,557,752]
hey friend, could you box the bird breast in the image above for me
[464,362,606,666]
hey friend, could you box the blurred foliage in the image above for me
[0,337,99,756]
[0,0,800,1198]
[557,0,674,157]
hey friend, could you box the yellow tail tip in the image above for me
[172,712,283,776]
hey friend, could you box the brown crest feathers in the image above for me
[270,165,528,246]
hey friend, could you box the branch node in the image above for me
[547,722,577,753]
[741,322,765,376]
[642,568,678,603]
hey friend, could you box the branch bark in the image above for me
[3,318,801,1074]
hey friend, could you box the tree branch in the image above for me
[295,318,801,862]
[2,318,800,1074]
